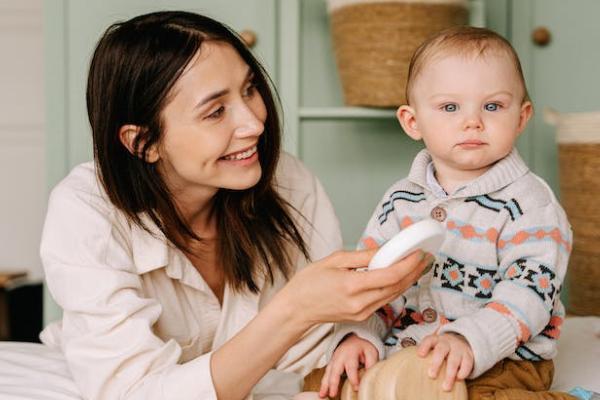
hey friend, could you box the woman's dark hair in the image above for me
[87,11,309,293]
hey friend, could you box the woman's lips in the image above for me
[220,145,257,161]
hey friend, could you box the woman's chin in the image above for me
[221,168,263,191]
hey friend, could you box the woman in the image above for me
[40,11,428,400]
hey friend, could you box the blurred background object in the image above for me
[547,109,600,316]
[327,0,470,107]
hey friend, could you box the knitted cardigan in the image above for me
[328,148,572,378]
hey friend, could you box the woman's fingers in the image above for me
[324,248,378,271]
[353,250,426,290]
[342,253,431,320]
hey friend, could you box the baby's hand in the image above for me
[417,332,474,391]
[319,334,379,398]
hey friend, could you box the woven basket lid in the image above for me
[327,0,469,13]
[545,108,600,144]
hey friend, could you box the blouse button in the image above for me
[400,337,417,348]
[430,206,447,222]
[422,307,438,323]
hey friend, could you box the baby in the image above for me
[320,26,575,400]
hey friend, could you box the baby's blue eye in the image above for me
[485,103,500,111]
[443,104,458,112]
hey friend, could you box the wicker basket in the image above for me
[546,108,600,316]
[327,0,469,107]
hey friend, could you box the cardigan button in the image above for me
[430,206,447,222]
[400,337,417,348]
[422,307,437,323]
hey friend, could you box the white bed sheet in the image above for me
[0,341,81,400]
[0,317,598,399]
[552,316,600,393]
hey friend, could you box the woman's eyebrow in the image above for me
[195,68,254,109]
[195,89,229,109]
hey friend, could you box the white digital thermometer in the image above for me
[368,219,445,270]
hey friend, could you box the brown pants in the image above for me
[467,359,577,400]
[303,359,577,400]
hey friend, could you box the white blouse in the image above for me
[39,153,343,400]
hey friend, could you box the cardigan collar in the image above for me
[408,147,530,198]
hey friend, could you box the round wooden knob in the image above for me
[239,29,257,48]
[532,26,551,46]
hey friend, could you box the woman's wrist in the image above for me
[267,285,316,334]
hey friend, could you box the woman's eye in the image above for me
[205,106,225,120]
[243,83,257,98]
[442,103,458,112]
[484,103,500,111]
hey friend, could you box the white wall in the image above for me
[0,0,45,281]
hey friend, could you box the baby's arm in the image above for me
[436,191,572,378]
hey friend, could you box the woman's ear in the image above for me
[396,105,422,141]
[516,101,534,135]
[118,124,160,163]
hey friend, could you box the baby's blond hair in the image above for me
[405,26,530,104]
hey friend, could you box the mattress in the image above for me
[0,317,598,399]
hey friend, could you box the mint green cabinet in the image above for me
[512,0,600,191]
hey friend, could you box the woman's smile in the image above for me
[219,145,259,165]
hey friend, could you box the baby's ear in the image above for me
[396,105,422,140]
[118,124,159,163]
[516,101,534,135]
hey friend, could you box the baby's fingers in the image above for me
[427,342,449,379]
[363,346,379,369]
[442,352,462,391]
[345,359,361,391]
[326,361,346,398]
[318,364,332,398]
[417,334,437,357]
[457,354,474,380]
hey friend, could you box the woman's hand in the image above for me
[277,248,429,330]
[417,333,474,391]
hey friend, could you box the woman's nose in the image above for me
[233,103,264,138]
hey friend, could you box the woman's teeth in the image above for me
[222,146,257,161]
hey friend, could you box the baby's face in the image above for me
[408,52,531,179]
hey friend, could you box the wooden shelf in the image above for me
[299,107,397,120]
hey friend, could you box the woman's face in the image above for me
[157,41,267,201]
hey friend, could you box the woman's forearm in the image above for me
[210,249,428,399]
[210,291,312,400]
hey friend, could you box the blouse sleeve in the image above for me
[40,171,219,400]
